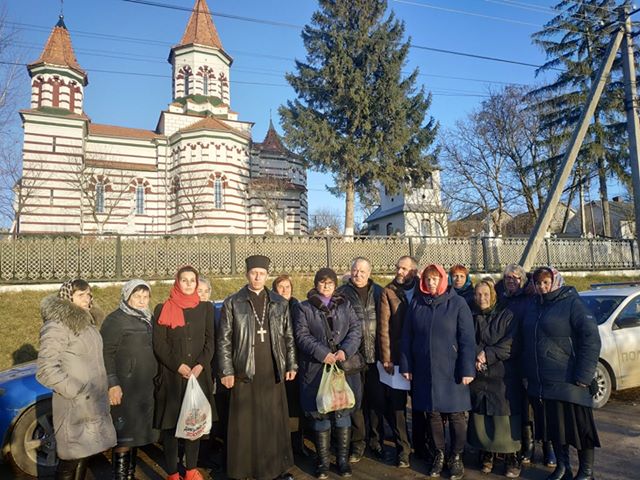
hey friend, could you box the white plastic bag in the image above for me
[175,376,212,440]
[316,364,356,414]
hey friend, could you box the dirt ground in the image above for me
[2,389,639,480]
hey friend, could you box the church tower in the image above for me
[168,0,232,116]
[27,15,88,114]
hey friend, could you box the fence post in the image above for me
[589,239,596,270]
[326,236,333,268]
[115,235,123,279]
[481,237,490,272]
[230,235,237,275]
[544,238,551,266]
[630,239,637,268]
[408,236,414,257]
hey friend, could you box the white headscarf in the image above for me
[119,279,152,325]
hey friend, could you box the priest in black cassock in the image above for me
[218,255,298,480]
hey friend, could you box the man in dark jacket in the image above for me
[378,256,417,468]
[218,255,298,480]
[337,257,384,463]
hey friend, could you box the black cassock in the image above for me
[227,289,293,480]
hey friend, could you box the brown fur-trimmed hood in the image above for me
[40,295,105,335]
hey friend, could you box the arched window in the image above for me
[95,182,105,213]
[135,185,144,215]
[203,75,209,95]
[214,178,224,209]
[386,222,393,236]
[184,73,191,96]
[421,219,432,237]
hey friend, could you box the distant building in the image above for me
[17,0,307,235]
[565,197,635,239]
[448,208,513,237]
[364,170,449,236]
[505,203,575,236]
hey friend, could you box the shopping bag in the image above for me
[316,364,356,414]
[175,376,212,440]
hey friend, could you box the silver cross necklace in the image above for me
[249,296,268,343]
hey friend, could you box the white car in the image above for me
[579,283,640,408]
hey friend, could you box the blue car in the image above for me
[0,361,56,477]
[0,301,223,476]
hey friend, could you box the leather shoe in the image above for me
[276,474,294,480]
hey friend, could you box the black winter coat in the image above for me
[496,280,532,325]
[337,280,382,364]
[218,287,297,382]
[521,286,601,407]
[101,309,159,446]
[152,301,217,430]
[400,287,476,413]
[293,292,363,415]
[470,305,522,416]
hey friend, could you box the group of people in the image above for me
[35,253,602,480]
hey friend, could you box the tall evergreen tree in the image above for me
[530,0,633,237]
[279,0,438,235]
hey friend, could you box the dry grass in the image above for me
[0,273,635,371]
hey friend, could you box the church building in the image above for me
[17,0,308,235]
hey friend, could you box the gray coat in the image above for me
[36,295,116,460]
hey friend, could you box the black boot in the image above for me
[127,448,137,480]
[314,429,331,479]
[505,452,521,478]
[74,458,89,480]
[448,452,465,480]
[543,441,557,467]
[335,427,352,477]
[428,449,445,478]
[521,424,534,464]
[55,459,80,480]
[574,448,595,480]
[112,451,130,480]
[546,443,572,480]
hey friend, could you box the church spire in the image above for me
[177,0,223,50]
[29,15,86,81]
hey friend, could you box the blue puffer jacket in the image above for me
[521,286,601,407]
[293,291,363,416]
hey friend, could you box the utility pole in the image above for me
[621,5,640,249]
[519,24,625,271]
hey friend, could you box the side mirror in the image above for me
[614,315,640,330]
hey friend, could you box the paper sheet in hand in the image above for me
[376,361,411,391]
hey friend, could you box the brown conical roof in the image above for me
[29,16,86,78]
[178,0,223,49]
[259,119,289,154]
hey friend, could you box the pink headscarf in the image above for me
[533,266,564,294]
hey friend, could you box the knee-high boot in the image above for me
[56,457,89,480]
[574,449,595,480]
[314,429,331,479]
[335,427,353,478]
[546,444,572,480]
[543,440,557,467]
[127,448,137,480]
[112,451,130,480]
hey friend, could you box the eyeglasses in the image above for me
[504,276,521,282]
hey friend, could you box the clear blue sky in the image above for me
[4,0,625,225]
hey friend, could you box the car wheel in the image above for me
[592,361,612,409]
[7,398,57,477]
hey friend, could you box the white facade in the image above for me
[365,170,449,236]
[17,1,307,236]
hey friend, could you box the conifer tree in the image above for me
[530,0,633,237]
[279,0,438,236]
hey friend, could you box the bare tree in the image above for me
[440,117,516,235]
[168,172,212,234]
[249,177,289,234]
[66,161,132,234]
[309,207,342,235]
[0,149,46,235]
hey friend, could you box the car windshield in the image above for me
[580,295,625,325]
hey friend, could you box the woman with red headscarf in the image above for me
[153,266,216,480]
[400,264,476,480]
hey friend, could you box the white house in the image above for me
[17,0,307,235]
[364,170,449,236]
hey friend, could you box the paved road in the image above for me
[2,397,639,479]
